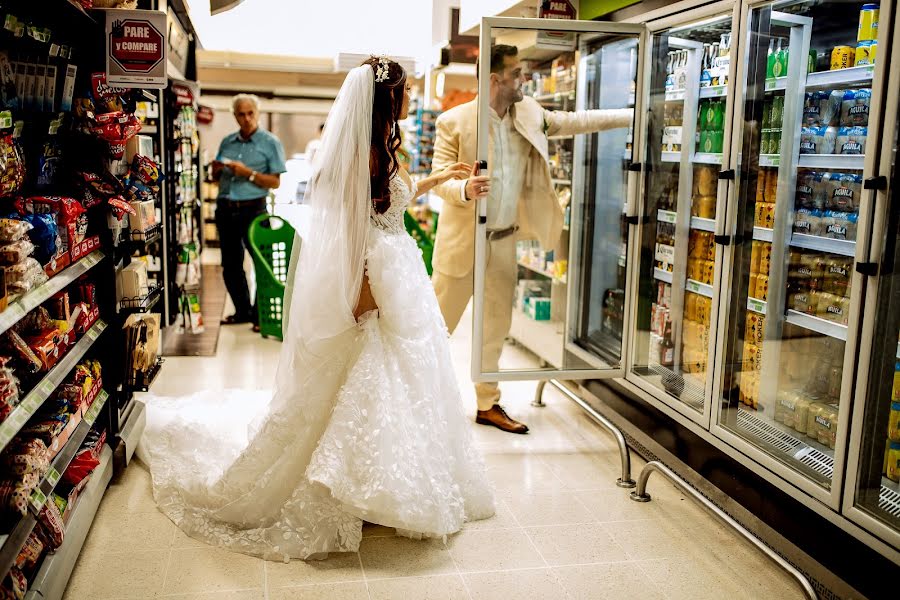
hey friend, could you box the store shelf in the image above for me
[0,320,107,453]
[0,514,37,584]
[552,179,572,186]
[0,251,104,337]
[790,233,856,257]
[518,261,566,284]
[699,85,727,98]
[665,89,685,101]
[685,279,714,298]
[694,153,723,165]
[25,446,113,600]
[754,227,774,242]
[509,306,563,369]
[129,224,162,247]
[125,357,165,393]
[658,210,677,224]
[747,297,768,315]
[759,154,780,167]
[785,309,848,341]
[647,363,705,410]
[140,125,158,134]
[34,391,108,506]
[654,268,673,284]
[798,154,865,170]
[690,217,716,232]
[805,65,875,89]
[661,152,680,163]
[736,407,834,482]
[879,477,900,520]
[765,77,787,92]
[119,284,163,313]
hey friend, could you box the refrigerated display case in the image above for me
[468,3,900,592]
[629,7,738,423]
[713,0,890,508]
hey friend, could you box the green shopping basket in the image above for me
[248,214,296,340]
[404,210,437,276]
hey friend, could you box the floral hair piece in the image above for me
[374,56,391,83]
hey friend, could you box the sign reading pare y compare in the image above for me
[105,9,167,89]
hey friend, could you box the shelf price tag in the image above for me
[748,298,766,314]
[41,380,56,396]
[47,468,60,487]
[29,489,47,513]
[85,400,102,425]
[87,326,100,341]
[658,210,677,224]
[686,280,701,294]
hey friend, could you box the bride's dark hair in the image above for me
[362,56,407,215]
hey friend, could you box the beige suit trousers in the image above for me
[434,235,518,412]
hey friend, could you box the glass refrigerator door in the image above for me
[845,44,900,550]
[472,17,645,382]
[716,0,888,500]
[629,9,737,422]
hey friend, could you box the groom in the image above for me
[430,44,632,434]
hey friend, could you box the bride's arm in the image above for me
[413,162,471,198]
[353,269,378,320]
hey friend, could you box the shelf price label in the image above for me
[29,489,47,513]
[686,280,701,294]
[47,467,61,487]
[748,298,766,314]
[658,210,677,224]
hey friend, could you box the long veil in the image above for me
[137,66,378,559]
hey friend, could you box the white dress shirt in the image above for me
[485,107,530,230]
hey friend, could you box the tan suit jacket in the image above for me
[430,97,632,278]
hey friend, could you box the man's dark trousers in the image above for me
[216,196,267,324]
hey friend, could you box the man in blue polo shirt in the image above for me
[212,94,286,331]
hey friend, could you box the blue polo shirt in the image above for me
[216,128,287,200]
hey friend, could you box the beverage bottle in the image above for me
[766,39,776,78]
[710,42,720,85]
[774,39,786,77]
[665,52,674,91]
[700,44,712,87]
[714,99,725,131]
[677,50,687,90]
[660,320,675,367]
[762,99,772,129]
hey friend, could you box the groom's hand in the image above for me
[465,163,491,201]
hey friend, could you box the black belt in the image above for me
[486,225,519,241]
[218,196,266,207]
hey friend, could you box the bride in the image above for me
[137,57,496,561]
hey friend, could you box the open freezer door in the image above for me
[469,17,647,383]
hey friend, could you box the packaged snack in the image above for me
[3,566,27,599]
[131,154,162,187]
[20,213,59,264]
[0,134,25,197]
[5,258,48,294]
[13,532,43,571]
[823,211,857,241]
[0,239,33,266]
[37,500,65,549]
[836,126,867,154]
[841,88,871,127]
[19,196,87,254]
[0,219,31,243]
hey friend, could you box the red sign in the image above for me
[539,0,576,19]
[197,105,215,125]
[109,19,165,74]
[173,83,196,107]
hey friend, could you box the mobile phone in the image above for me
[477,160,487,172]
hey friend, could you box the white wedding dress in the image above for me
[138,173,495,561]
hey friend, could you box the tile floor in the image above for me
[62,296,808,599]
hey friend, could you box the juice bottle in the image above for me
[772,39,785,78]
[766,39,776,78]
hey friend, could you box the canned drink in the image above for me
[831,46,853,70]
[855,40,877,66]
[858,4,879,42]
[761,129,771,155]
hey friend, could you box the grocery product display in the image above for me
[633,15,734,411]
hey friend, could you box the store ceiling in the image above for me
[185,0,434,71]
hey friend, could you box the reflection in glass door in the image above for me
[719,1,883,491]
[631,14,734,416]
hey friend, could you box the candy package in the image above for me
[4,258,48,294]
[37,499,65,549]
[0,134,25,197]
[2,566,27,599]
[20,213,59,264]
[13,532,43,571]
[19,196,87,254]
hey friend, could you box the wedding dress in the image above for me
[137,65,495,561]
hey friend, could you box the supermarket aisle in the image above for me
[63,308,805,600]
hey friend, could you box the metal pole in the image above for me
[548,380,635,488]
[629,461,817,600]
[532,380,547,407]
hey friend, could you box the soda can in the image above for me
[858,4,879,42]
[855,40,877,66]
[761,130,771,155]
[831,46,853,70]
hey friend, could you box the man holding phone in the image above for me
[212,94,286,331]
[430,44,632,433]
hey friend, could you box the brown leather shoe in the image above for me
[476,405,529,434]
